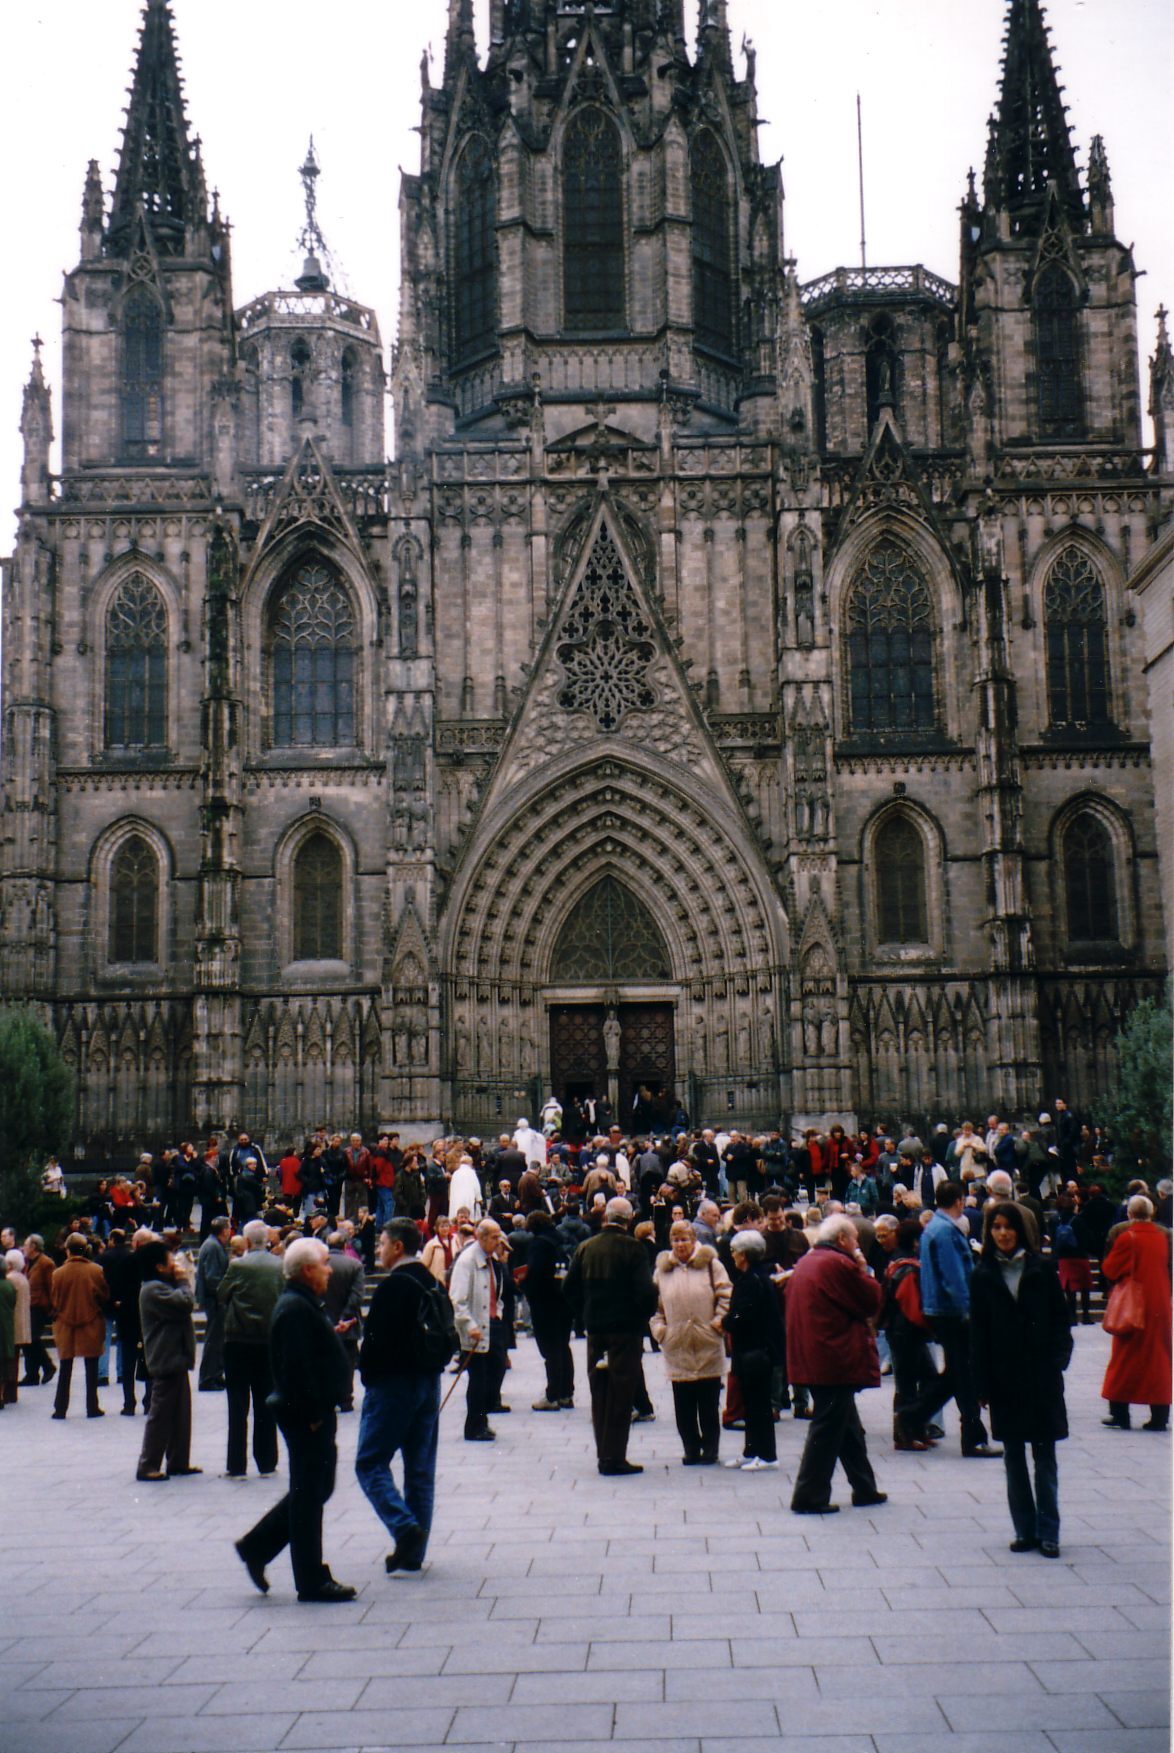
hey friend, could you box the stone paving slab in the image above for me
[0,1321,1168,1753]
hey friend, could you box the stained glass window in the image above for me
[557,524,655,731]
[270,562,357,748]
[454,138,497,360]
[1064,812,1117,943]
[110,836,159,964]
[692,130,733,354]
[1045,546,1110,727]
[846,541,937,733]
[875,814,929,944]
[564,108,625,333]
[105,573,167,748]
[1035,263,1084,438]
[553,877,671,981]
[121,287,164,460]
[293,832,343,960]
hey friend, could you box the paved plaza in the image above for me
[1,1320,1169,1753]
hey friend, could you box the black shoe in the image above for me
[1009,1538,1039,1553]
[631,1410,656,1424]
[43,1364,56,1384]
[698,1452,719,1466]
[297,1579,357,1603]
[599,1460,643,1476]
[121,1406,136,1416]
[682,1454,703,1466]
[235,1540,269,1595]
[489,1404,511,1414]
[1039,1541,1061,1559]
[962,1443,1003,1458]
[791,1409,812,1422]
[166,1466,203,1477]
[51,1410,66,1420]
[465,1429,496,1442]
[792,1502,839,1515]
[385,1525,426,1574]
[1141,1420,1169,1432]
[96,1378,109,1387]
[851,1491,888,1507]
[19,1378,39,1388]
[557,1399,575,1409]
[1101,1416,1131,1430]
[87,1408,106,1419]
[925,1423,945,1440]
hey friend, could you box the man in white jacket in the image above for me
[448,1158,483,1222]
[449,1221,508,1442]
[514,1119,547,1171]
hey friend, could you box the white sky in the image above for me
[0,0,1170,551]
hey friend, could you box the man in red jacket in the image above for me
[786,1213,887,1516]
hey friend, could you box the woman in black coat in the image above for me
[723,1230,785,1469]
[970,1201,1073,1559]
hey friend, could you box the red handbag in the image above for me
[1102,1278,1145,1337]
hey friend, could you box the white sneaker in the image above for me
[724,1456,748,1468]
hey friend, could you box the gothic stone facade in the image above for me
[1,0,1169,1157]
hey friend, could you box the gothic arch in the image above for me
[87,552,181,759]
[690,126,736,356]
[273,814,357,976]
[449,134,498,364]
[860,799,947,964]
[1028,526,1126,733]
[441,749,786,996]
[1048,793,1136,955]
[826,509,964,743]
[559,104,628,334]
[241,526,379,758]
[88,817,175,981]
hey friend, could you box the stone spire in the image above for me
[294,138,331,293]
[79,159,105,261]
[108,0,203,257]
[1087,133,1114,233]
[445,0,477,82]
[1150,306,1174,476]
[20,337,53,507]
[983,0,1084,235]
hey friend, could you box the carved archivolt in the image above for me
[443,753,784,991]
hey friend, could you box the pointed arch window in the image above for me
[269,561,357,748]
[1035,263,1084,438]
[846,540,937,734]
[110,835,159,964]
[563,108,625,333]
[552,877,671,982]
[121,287,164,460]
[692,130,734,355]
[1064,811,1117,943]
[875,814,929,945]
[105,573,168,749]
[1045,546,1110,728]
[293,832,344,961]
[453,138,497,362]
[291,339,311,421]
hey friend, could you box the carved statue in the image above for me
[477,1013,492,1072]
[498,1015,513,1074]
[398,541,419,656]
[603,1008,622,1072]
[410,1010,429,1065]
[455,1016,470,1073]
[519,1021,535,1077]
[802,995,820,1060]
[713,1015,729,1073]
[694,1013,707,1072]
[736,1014,752,1064]
[820,1003,839,1059]
[393,1015,410,1066]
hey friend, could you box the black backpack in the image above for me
[413,1275,458,1373]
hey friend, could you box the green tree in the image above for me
[1104,989,1173,1178]
[0,1008,74,1231]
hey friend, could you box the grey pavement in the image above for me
[0,1320,1168,1753]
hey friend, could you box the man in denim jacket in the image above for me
[920,1182,1002,1459]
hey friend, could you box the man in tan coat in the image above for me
[50,1235,109,1418]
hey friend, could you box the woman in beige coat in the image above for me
[4,1249,31,1403]
[651,1221,732,1466]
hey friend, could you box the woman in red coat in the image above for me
[1101,1196,1172,1431]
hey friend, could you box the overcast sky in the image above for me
[0,0,1170,550]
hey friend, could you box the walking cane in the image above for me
[439,1350,471,1413]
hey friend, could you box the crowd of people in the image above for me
[1,1103,1169,1599]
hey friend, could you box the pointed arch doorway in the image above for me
[547,877,678,1136]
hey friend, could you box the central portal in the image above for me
[549,1001,676,1137]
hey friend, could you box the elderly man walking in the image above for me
[564,1197,658,1476]
[787,1213,887,1515]
[218,1220,283,1477]
[450,1219,509,1442]
[195,1216,230,1391]
[234,1238,355,1602]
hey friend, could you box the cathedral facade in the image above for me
[1,0,1169,1158]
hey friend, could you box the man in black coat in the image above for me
[234,1238,355,1603]
[564,1197,657,1476]
[102,1229,144,1414]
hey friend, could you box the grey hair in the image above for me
[604,1196,634,1225]
[25,1234,44,1252]
[874,1214,899,1231]
[730,1229,766,1258]
[283,1237,329,1281]
[243,1220,270,1249]
[986,1171,1014,1198]
[1128,1194,1154,1221]
[819,1214,860,1248]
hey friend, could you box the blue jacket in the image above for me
[920,1210,974,1318]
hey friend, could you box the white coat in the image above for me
[448,1163,483,1220]
[514,1123,546,1169]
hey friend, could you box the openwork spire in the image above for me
[984,0,1084,235]
[108,0,202,256]
[445,0,477,82]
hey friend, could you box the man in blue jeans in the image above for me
[920,1181,1002,1459]
[355,1218,447,1573]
